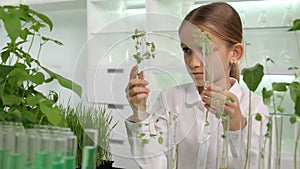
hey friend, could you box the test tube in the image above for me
[52,134,67,169]
[8,122,26,169]
[81,129,98,169]
[65,134,77,169]
[0,122,10,169]
[35,129,53,169]
[25,129,39,169]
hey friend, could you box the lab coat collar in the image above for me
[185,78,242,105]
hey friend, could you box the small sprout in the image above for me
[288,66,299,70]
[255,113,262,121]
[158,136,163,144]
[290,116,297,124]
[215,111,223,119]
[138,133,145,139]
[226,97,235,103]
[221,134,226,139]
[277,106,285,113]
[141,139,149,147]
[131,29,156,65]
[159,131,163,135]
[266,56,275,64]
[150,133,157,137]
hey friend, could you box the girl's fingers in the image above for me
[128,87,150,97]
[129,65,138,79]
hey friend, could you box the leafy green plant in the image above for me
[241,63,264,169]
[240,19,300,169]
[0,4,82,128]
[60,103,117,168]
[131,29,156,65]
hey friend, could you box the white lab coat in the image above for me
[125,78,269,169]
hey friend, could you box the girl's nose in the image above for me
[189,52,202,68]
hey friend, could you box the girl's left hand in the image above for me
[200,85,246,131]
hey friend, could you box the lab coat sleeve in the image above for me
[227,93,269,169]
[124,93,172,169]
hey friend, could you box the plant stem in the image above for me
[221,126,226,168]
[294,126,300,169]
[271,91,280,169]
[294,31,300,58]
[27,33,36,54]
[244,91,251,169]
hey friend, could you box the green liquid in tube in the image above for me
[0,149,10,169]
[65,156,76,169]
[81,146,97,169]
[52,161,64,169]
[35,151,52,169]
[9,153,25,169]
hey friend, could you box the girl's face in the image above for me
[180,31,233,88]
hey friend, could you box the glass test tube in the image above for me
[0,122,11,169]
[64,133,77,169]
[8,122,26,169]
[35,129,53,169]
[81,129,98,169]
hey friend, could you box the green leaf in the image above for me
[0,65,14,79]
[8,67,29,86]
[262,88,272,106]
[295,96,300,117]
[138,133,145,139]
[288,66,298,70]
[0,6,5,19]
[143,51,151,59]
[42,66,82,97]
[42,36,63,46]
[158,136,163,144]
[141,139,149,147]
[151,42,155,52]
[2,93,22,106]
[241,63,264,92]
[28,9,53,31]
[290,116,297,124]
[26,93,47,106]
[40,101,62,126]
[2,9,22,42]
[1,50,10,63]
[255,113,262,121]
[289,82,300,103]
[28,72,45,85]
[272,82,288,92]
[288,19,300,31]
[150,134,157,137]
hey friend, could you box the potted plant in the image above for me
[60,102,117,169]
[0,4,82,127]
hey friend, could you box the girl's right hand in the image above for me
[125,65,150,122]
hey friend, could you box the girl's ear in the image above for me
[231,43,244,64]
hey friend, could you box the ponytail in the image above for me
[229,63,240,82]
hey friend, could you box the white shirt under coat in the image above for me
[125,78,269,169]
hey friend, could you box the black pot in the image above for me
[77,161,115,169]
[96,161,114,169]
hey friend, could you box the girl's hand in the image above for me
[125,65,150,122]
[201,85,246,131]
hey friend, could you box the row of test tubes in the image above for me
[0,122,99,169]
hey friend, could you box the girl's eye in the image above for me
[182,47,191,53]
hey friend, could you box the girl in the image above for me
[125,2,268,169]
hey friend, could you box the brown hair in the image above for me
[180,2,242,82]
